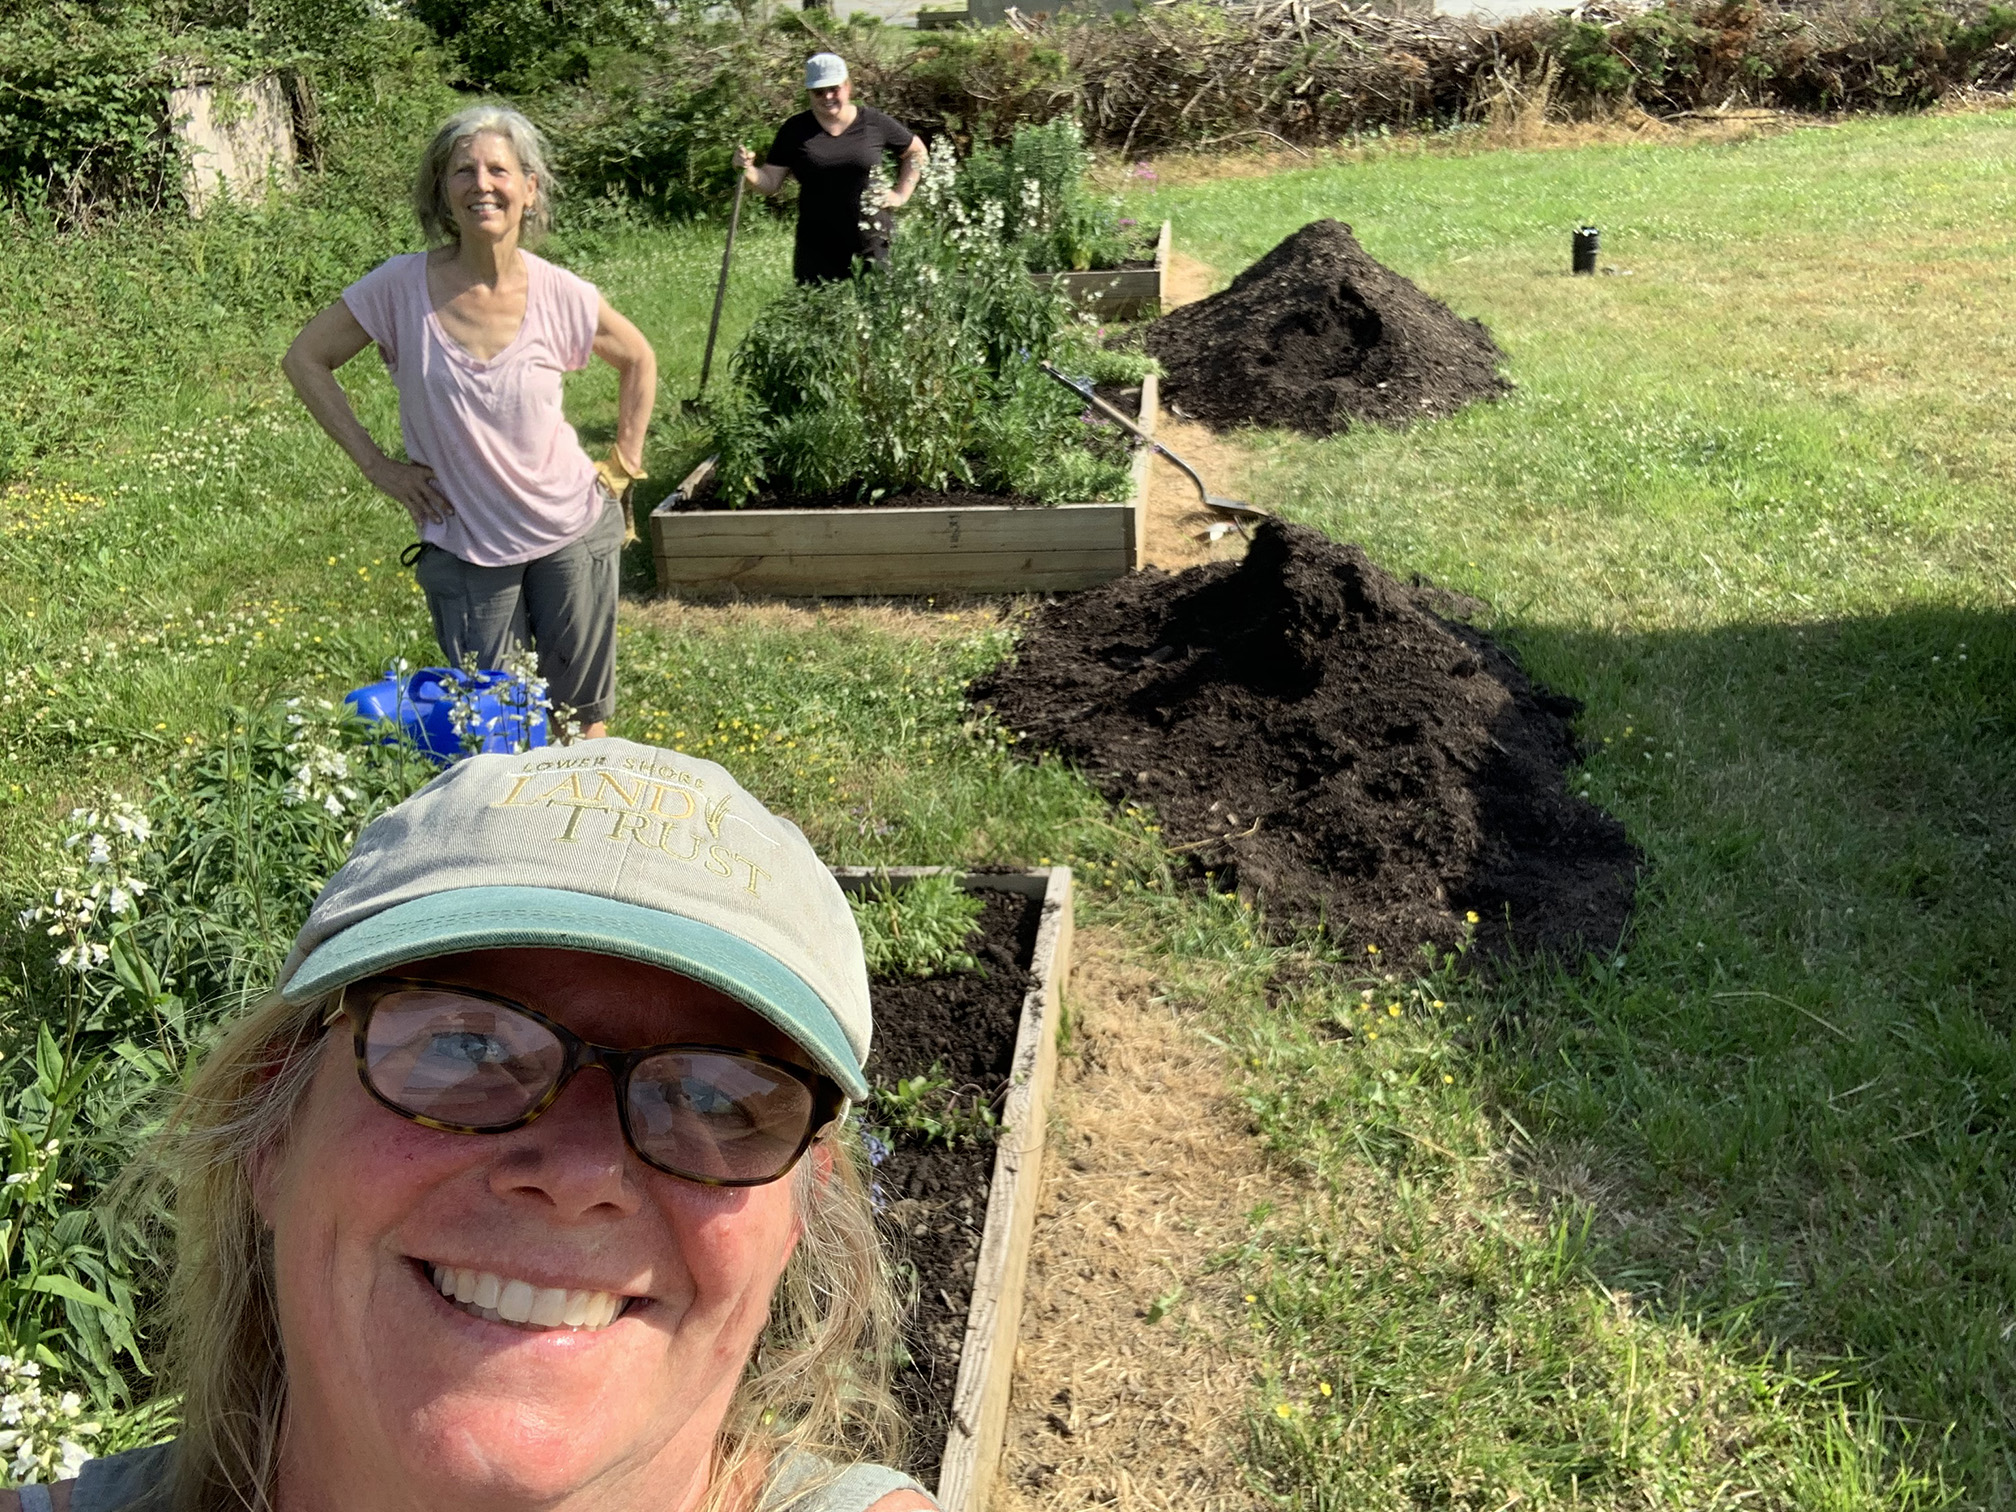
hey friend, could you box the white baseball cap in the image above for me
[278,739,872,1100]
[804,53,849,90]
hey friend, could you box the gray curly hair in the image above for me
[412,104,557,245]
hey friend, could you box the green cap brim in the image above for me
[281,884,868,1101]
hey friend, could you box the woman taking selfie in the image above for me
[7,739,934,1512]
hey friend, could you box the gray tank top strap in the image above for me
[63,1439,926,1512]
[18,1485,54,1512]
[760,1448,931,1511]
[71,1441,174,1512]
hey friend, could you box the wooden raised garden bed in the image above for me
[833,865,1075,1512]
[651,377,1156,599]
[1029,219,1169,322]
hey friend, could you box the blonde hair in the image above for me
[148,989,904,1512]
[411,105,556,245]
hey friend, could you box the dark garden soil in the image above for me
[689,484,1050,513]
[1145,219,1511,436]
[867,889,1042,1483]
[969,520,1638,965]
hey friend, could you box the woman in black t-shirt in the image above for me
[733,53,928,285]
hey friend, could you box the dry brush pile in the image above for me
[998,0,2016,155]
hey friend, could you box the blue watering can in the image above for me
[344,666,548,766]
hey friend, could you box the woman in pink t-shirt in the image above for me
[283,106,656,739]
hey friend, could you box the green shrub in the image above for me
[849,872,983,980]
[889,25,1074,149]
[712,149,1134,507]
[410,0,658,91]
[0,12,179,217]
[527,14,814,226]
[1,698,435,1428]
[957,118,1140,273]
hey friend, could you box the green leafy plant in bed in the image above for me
[848,872,984,980]
[709,148,1149,508]
[872,1065,998,1148]
[956,118,1142,274]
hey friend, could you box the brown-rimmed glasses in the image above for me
[334,979,847,1188]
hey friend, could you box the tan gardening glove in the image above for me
[595,448,649,542]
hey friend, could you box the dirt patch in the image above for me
[1146,219,1510,437]
[996,927,1274,1512]
[1140,251,1253,571]
[1162,250,1219,308]
[1141,417,1254,573]
[687,485,1054,514]
[969,519,1638,963]
[868,890,1041,1485]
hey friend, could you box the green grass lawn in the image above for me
[1129,109,2016,1506]
[3,107,2013,1506]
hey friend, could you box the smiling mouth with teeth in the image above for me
[428,1263,630,1330]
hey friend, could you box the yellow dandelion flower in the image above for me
[1318,1382,1332,1397]
[1465,911,1479,925]
[1273,1403,1293,1419]
[1388,1004,1401,1017]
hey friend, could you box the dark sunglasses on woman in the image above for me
[332,979,847,1187]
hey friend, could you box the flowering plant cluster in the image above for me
[282,698,364,817]
[445,647,567,752]
[0,1354,101,1485]
[15,802,151,975]
[955,119,1142,274]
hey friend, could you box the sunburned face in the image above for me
[445,130,534,244]
[255,948,815,1511]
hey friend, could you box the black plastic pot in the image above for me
[1572,225,1600,275]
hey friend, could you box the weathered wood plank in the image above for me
[653,550,1129,597]
[1129,370,1158,572]
[1027,220,1171,320]
[938,867,1070,1512]
[655,503,1132,555]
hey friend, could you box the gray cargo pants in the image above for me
[411,494,623,727]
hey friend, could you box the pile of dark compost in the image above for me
[1145,219,1511,436]
[867,889,1040,1483]
[969,521,1637,963]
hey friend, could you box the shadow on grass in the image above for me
[1473,603,2016,1501]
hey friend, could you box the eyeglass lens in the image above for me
[360,988,818,1183]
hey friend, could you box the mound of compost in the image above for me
[1145,219,1510,436]
[969,521,1636,962]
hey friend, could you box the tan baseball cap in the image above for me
[278,739,871,1100]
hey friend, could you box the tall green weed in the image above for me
[711,148,1135,506]
[957,118,1138,274]
[0,698,433,1459]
